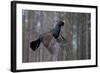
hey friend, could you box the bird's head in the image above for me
[57,21,64,27]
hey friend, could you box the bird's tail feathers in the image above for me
[30,38,41,51]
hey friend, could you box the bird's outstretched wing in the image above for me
[47,36,61,61]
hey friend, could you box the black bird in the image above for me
[30,21,64,51]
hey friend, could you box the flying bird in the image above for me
[30,21,65,52]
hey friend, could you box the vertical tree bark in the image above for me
[22,10,29,62]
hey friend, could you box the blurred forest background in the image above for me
[22,10,91,63]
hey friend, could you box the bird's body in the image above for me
[30,21,64,52]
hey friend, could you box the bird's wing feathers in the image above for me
[42,32,53,48]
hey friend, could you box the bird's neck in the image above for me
[51,25,61,39]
